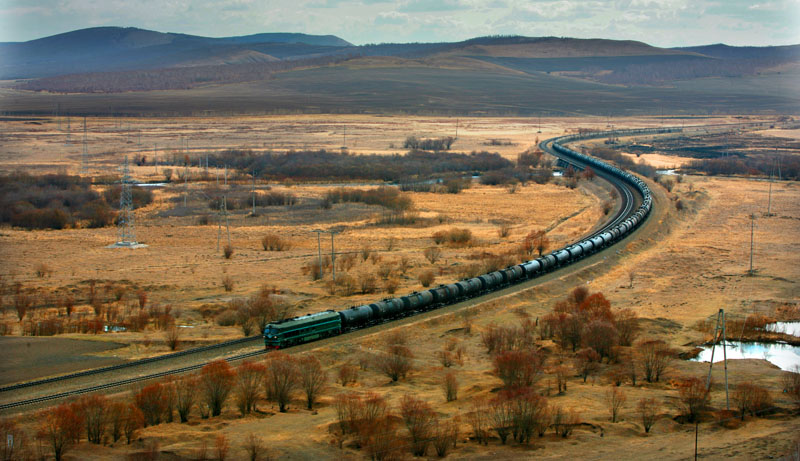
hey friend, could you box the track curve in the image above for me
[1,126,666,412]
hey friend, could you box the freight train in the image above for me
[264,130,659,349]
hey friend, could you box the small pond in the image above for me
[656,169,677,176]
[691,341,800,372]
[766,321,800,337]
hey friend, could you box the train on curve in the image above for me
[264,132,655,349]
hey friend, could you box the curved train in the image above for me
[264,130,660,349]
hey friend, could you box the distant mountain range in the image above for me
[1,27,798,115]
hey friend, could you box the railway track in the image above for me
[0,126,674,412]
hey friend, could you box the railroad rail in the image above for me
[0,125,680,411]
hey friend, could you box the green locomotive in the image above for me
[263,310,341,349]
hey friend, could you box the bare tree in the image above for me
[199,360,236,417]
[432,417,459,457]
[164,326,181,351]
[297,355,327,410]
[400,395,436,456]
[638,339,673,383]
[605,386,627,423]
[675,377,710,423]
[467,398,490,445]
[215,434,230,461]
[236,361,266,415]
[424,246,442,264]
[175,376,198,423]
[264,352,297,412]
[732,382,773,420]
[242,433,271,461]
[574,347,601,383]
[77,394,108,444]
[637,397,658,433]
[443,371,459,402]
[37,404,83,461]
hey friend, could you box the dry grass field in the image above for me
[0,115,798,460]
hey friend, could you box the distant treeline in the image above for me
[0,172,152,230]
[201,149,513,182]
[591,147,656,178]
[16,55,351,93]
[685,155,799,180]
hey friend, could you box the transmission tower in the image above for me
[116,156,138,246]
[80,117,89,175]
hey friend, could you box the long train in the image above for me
[263,129,665,349]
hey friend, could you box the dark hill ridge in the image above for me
[0,27,353,79]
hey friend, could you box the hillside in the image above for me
[0,27,352,79]
[2,29,799,115]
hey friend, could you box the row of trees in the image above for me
[0,172,152,230]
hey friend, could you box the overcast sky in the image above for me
[1,0,798,47]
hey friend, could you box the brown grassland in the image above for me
[0,115,798,460]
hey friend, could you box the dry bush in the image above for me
[377,264,393,280]
[106,402,126,443]
[242,433,270,461]
[552,406,580,438]
[615,308,640,346]
[221,276,235,292]
[675,376,711,423]
[134,382,167,426]
[362,416,401,461]
[443,371,459,402]
[637,397,658,433]
[122,404,144,444]
[783,365,800,410]
[554,365,570,394]
[358,273,378,295]
[223,244,234,259]
[337,253,357,273]
[261,233,292,251]
[583,320,619,360]
[432,417,459,457]
[338,363,359,386]
[200,360,236,417]
[432,228,473,247]
[335,273,357,296]
[493,348,546,388]
[497,223,512,238]
[732,382,773,420]
[400,395,436,456]
[481,321,537,354]
[423,246,442,264]
[382,276,399,293]
[164,326,181,351]
[175,376,197,423]
[418,270,435,288]
[76,394,107,444]
[522,229,549,256]
[605,386,627,423]
[497,387,549,444]
[376,341,413,382]
[468,398,490,445]
[575,347,601,383]
[264,352,298,412]
[37,403,83,461]
[638,339,674,383]
[236,361,266,415]
[297,355,327,410]
[215,434,230,461]
[34,262,52,278]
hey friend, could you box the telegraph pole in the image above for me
[748,214,756,275]
[330,230,338,281]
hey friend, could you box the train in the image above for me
[264,132,655,349]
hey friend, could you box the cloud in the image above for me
[374,11,409,25]
[398,0,469,13]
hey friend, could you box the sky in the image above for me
[1,0,798,47]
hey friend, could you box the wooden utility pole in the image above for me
[748,214,756,275]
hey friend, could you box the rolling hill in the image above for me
[1,28,798,116]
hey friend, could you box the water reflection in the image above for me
[691,341,800,371]
[766,321,800,337]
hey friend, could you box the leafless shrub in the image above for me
[215,434,230,461]
[605,386,627,423]
[497,223,512,238]
[264,352,298,412]
[337,363,358,386]
[637,397,658,433]
[400,395,436,456]
[732,382,773,420]
[383,278,399,295]
[443,372,458,402]
[468,398,490,445]
[675,376,711,423]
[418,270,435,288]
[164,326,181,351]
[358,273,377,295]
[261,234,292,251]
[297,355,327,410]
[222,276,235,292]
[424,246,442,264]
[223,244,234,259]
[638,339,674,383]
[35,262,52,278]
[175,376,197,423]
[552,406,580,438]
[236,361,266,416]
[432,417,459,457]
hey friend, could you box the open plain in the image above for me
[0,115,798,460]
